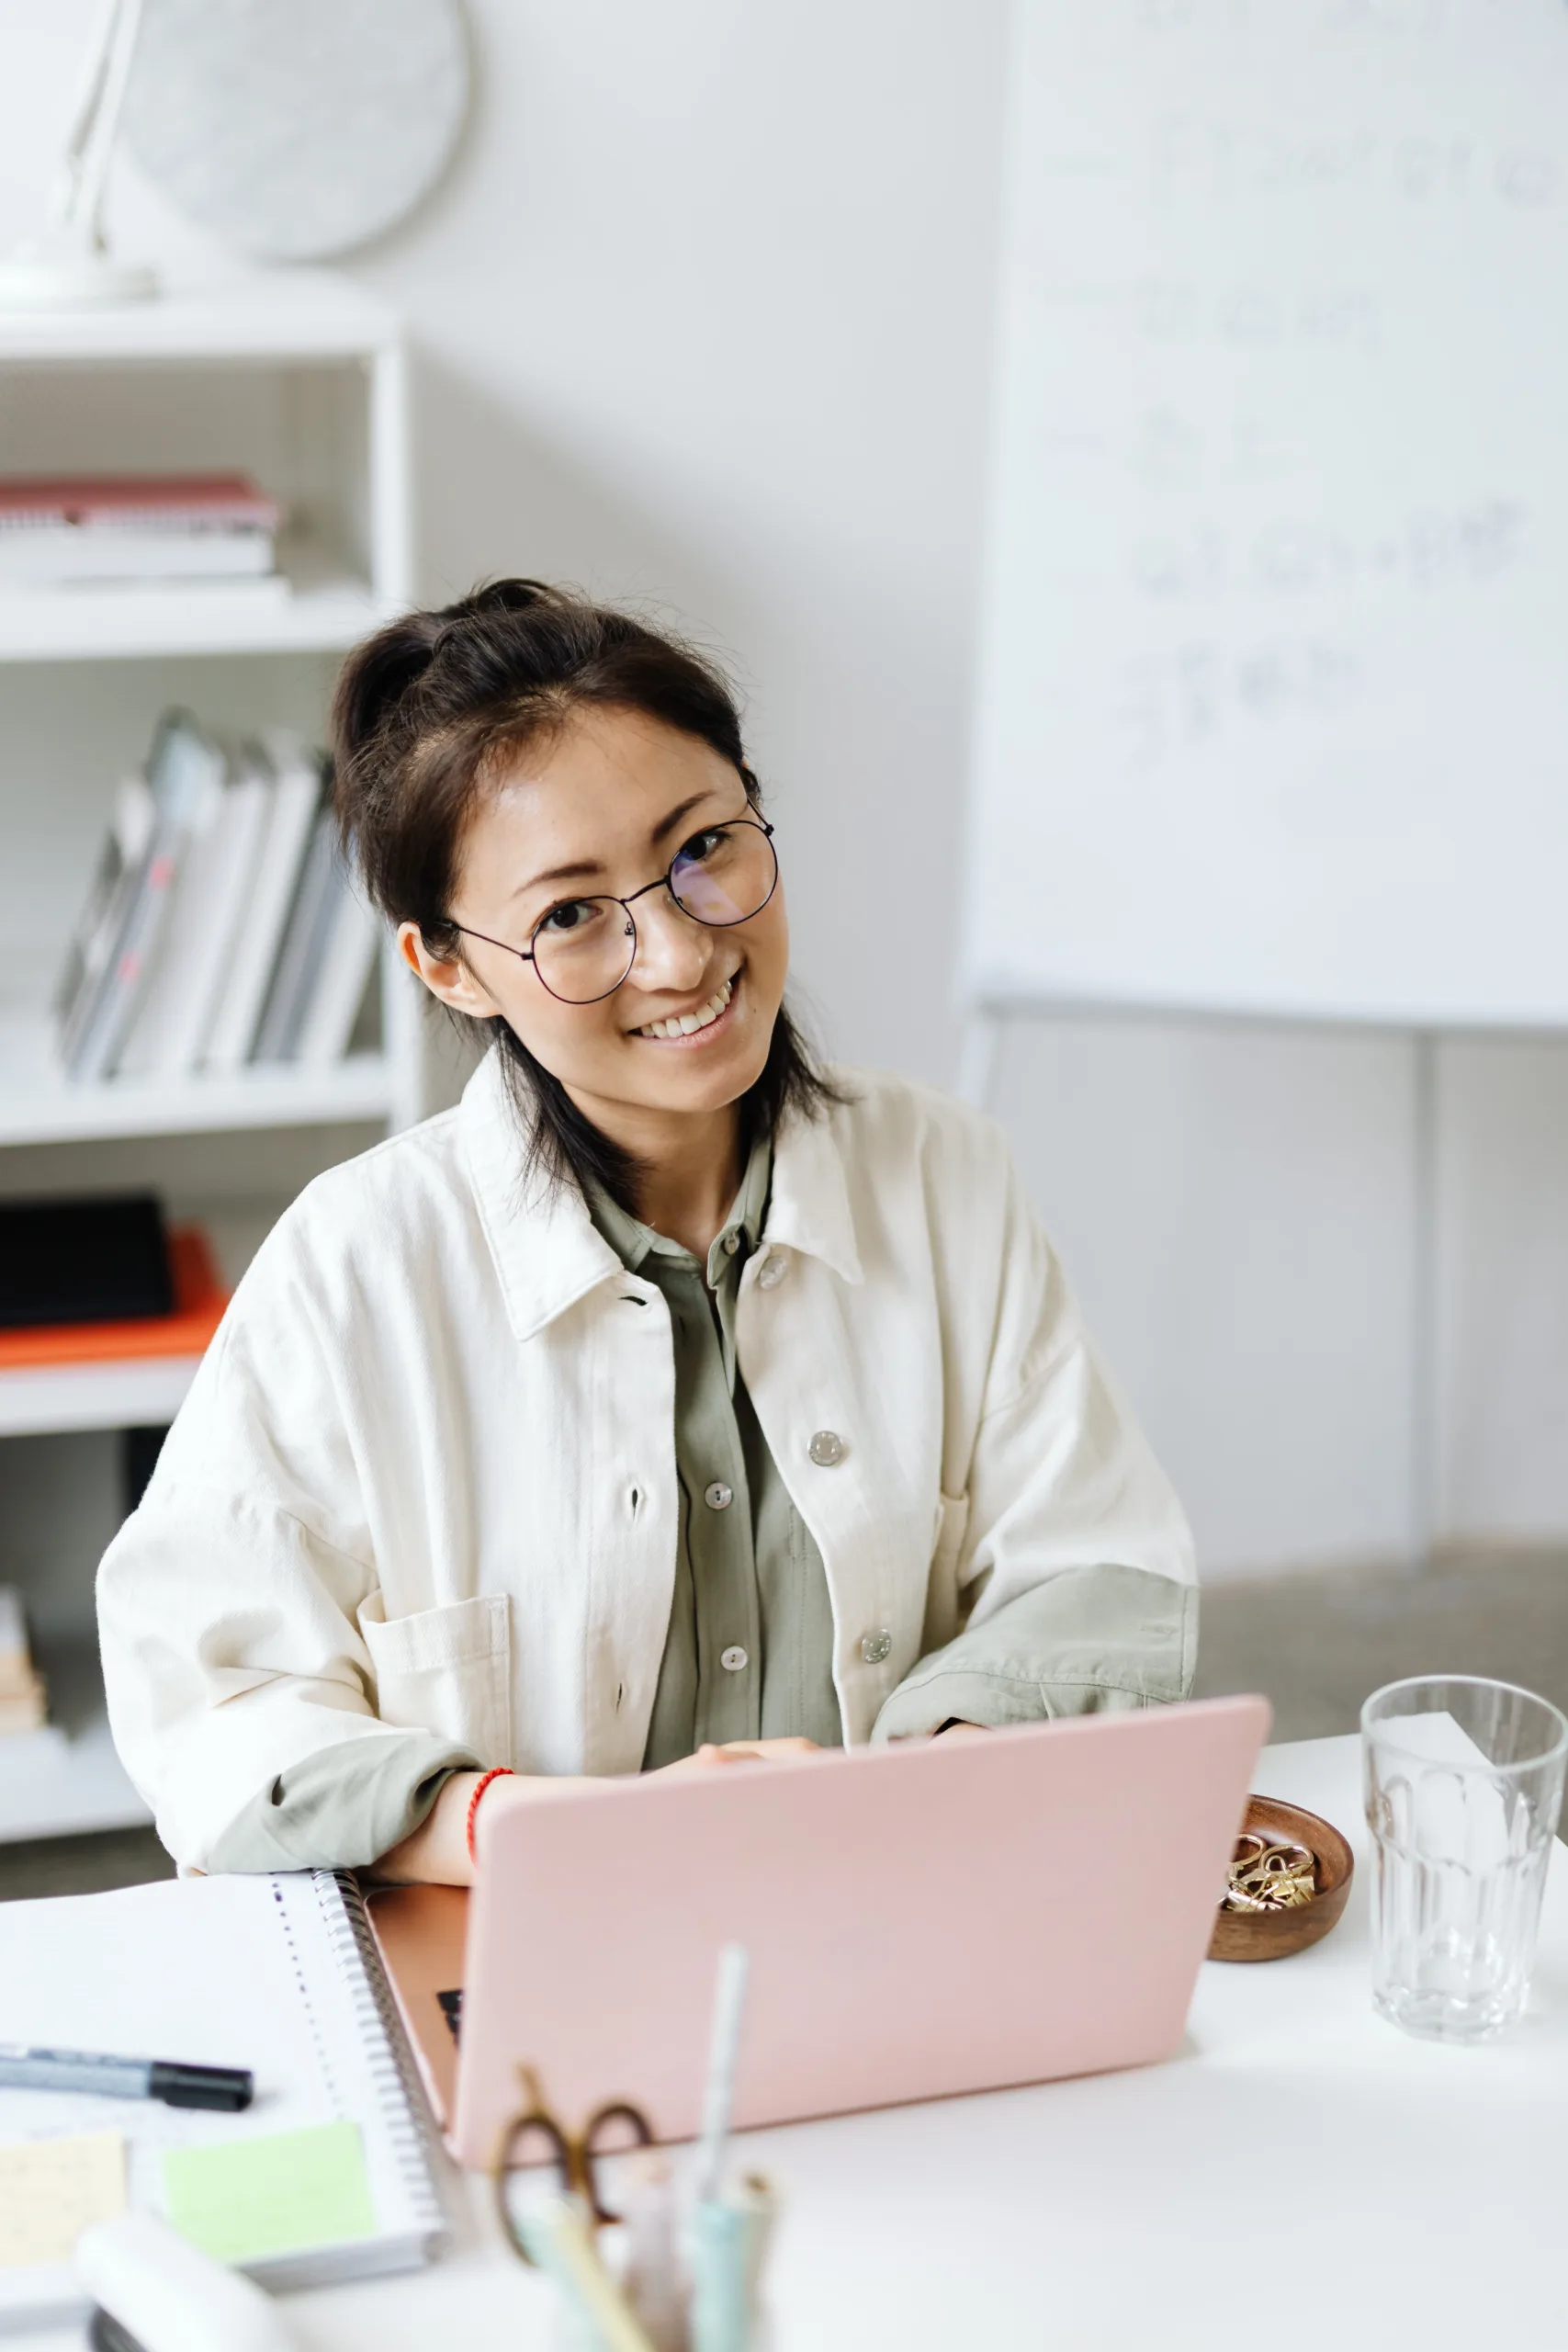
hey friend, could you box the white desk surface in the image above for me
[15,1731,1568,2351]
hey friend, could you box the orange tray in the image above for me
[0,1226,230,1369]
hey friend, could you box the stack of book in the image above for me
[0,1589,46,1737]
[0,474,282,595]
[54,711,381,1088]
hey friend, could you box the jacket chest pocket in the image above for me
[357,1592,513,1768]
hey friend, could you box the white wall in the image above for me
[3,0,1566,1580]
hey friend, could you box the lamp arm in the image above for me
[51,0,147,253]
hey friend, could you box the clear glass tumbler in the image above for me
[1362,1675,1568,2043]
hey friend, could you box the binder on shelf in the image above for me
[297,876,380,1067]
[117,743,274,1081]
[203,732,325,1073]
[0,1228,228,1371]
[53,775,155,1070]
[250,804,342,1065]
[60,715,229,1086]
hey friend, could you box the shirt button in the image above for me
[705,1481,733,1511]
[807,1429,844,1467]
[860,1628,893,1666]
[720,1645,749,1673]
[757,1256,786,1290]
[722,1231,740,1257]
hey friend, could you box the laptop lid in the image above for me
[430,1694,1267,2167]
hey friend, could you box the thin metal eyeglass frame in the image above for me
[447,815,778,1006]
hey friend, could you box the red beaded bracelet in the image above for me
[465,1766,514,1864]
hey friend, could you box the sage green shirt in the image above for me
[584,1133,842,1765]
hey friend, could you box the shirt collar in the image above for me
[459,1045,863,1343]
[585,1126,773,1287]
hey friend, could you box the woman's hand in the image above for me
[651,1736,820,1776]
[376,1738,822,1884]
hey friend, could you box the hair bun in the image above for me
[332,610,446,758]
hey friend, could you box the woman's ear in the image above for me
[398,922,502,1018]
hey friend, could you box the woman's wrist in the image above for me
[465,1765,514,1861]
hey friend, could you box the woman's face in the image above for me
[402,706,790,1134]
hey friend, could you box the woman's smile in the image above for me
[631,970,738,1044]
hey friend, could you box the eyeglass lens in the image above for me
[532,820,777,1005]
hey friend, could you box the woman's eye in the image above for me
[678,828,727,865]
[538,899,602,935]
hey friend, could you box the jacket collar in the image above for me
[460,1049,623,1344]
[459,1046,863,1343]
[766,1080,863,1286]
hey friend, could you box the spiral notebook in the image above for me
[0,1871,447,2331]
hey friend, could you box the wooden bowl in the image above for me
[1207,1794,1355,1962]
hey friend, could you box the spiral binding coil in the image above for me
[310,1869,449,2248]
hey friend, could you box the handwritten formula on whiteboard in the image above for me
[967,0,1568,1025]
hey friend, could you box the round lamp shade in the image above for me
[121,0,469,263]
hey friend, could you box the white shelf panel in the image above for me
[0,1356,200,1440]
[0,1015,396,1145]
[0,575,400,663]
[0,1715,152,1842]
[0,269,400,366]
[0,1637,154,1847]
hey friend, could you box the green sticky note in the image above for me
[161,2121,377,2264]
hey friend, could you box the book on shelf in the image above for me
[0,1193,172,1329]
[0,474,281,591]
[0,1227,228,1372]
[54,715,382,1090]
[0,1588,46,1737]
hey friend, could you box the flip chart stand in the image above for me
[959,999,1467,1575]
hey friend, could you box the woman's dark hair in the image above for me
[331,578,839,1208]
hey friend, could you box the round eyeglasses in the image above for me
[451,815,778,1006]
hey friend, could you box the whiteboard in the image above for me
[964,0,1568,1029]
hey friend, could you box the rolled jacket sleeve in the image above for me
[97,1215,480,1872]
[206,1736,473,1873]
[871,1564,1197,1743]
[873,1135,1198,1743]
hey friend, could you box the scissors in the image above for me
[491,2064,655,2263]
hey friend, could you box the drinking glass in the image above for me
[1362,1675,1568,2043]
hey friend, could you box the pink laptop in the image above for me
[369,1694,1268,2169]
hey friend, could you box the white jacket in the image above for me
[98,1051,1196,1869]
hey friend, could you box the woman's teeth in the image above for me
[637,977,733,1040]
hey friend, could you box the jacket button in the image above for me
[720,1645,749,1672]
[757,1255,787,1290]
[705,1481,733,1511]
[721,1231,740,1257]
[860,1629,892,1665]
[807,1429,844,1467]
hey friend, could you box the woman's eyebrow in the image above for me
[509,790,734,902]
[649,790,718,844]
[508,856,604,902]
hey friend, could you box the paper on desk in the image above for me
[0,2131,125,2267]
[162,2120,377,2265]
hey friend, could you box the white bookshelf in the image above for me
[0,1006,400,1146]
[0,270,423,1843]
[0,575,399,663]
[0,1357,201,1442]
[0,1642,152,1844]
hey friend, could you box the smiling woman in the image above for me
[96,581,1200,1884]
